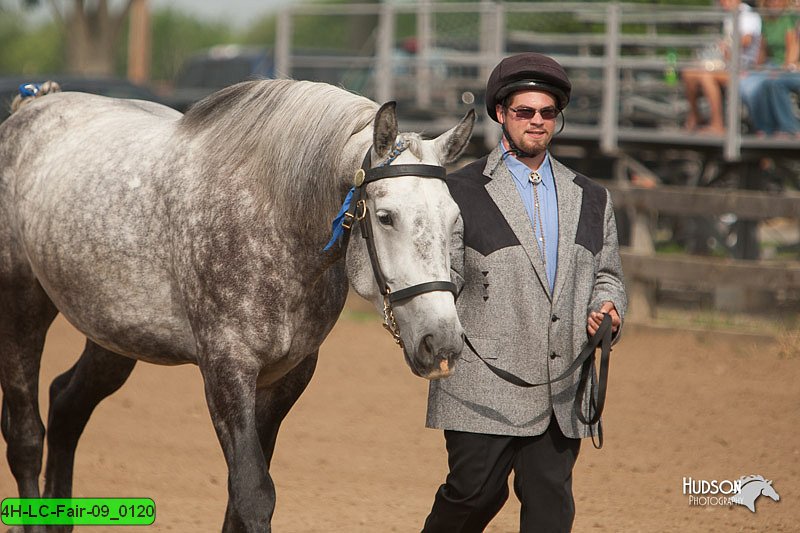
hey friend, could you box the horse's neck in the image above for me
[321,128,373,235]
[341,127,373,184]
[283,134,372,278]
[298,126,372,233]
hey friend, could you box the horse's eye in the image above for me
[377,212,393,226]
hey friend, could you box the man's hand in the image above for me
[587,301,620,336]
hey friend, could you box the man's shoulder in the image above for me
[569,168,609,200]
[446,156,491,206]
[448,155,489,182]
[571,171,606,189]
[549,154,608,191]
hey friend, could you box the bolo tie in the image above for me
[529,170,546,267]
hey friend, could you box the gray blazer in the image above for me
[426,147,627,439]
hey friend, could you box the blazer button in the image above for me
[551,314,559,322]
[550,352,558,359]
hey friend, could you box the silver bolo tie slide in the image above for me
[529,171,542,184]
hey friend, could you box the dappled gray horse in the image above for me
[0,79,474,531]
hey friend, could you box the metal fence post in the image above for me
[376,2,394,105]
[416,0,432,109]
[724,6,742,162]
[480,0,503,150]
[617,155,658,320]
[127,0,150,84]
[600,2,621,155]
[275,8,292,79]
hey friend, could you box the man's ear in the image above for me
[495,104,505,126]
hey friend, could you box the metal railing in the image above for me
[273,1,785,161]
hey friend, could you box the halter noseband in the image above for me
[330,142,457,347]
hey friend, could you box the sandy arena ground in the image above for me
[0,295,798,532]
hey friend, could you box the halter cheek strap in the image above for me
[331,143,457,347]
[352,149,456,300]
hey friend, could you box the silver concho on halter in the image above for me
[353,168,365,187]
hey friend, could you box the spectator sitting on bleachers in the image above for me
[765,0,800,138]
[740,0,800,136]
[682,0,762,134]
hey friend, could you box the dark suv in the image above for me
[163,46,274,112]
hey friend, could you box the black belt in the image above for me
[464,313,613,449]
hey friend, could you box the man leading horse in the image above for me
[421,52,628,533]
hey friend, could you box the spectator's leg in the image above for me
[740,72,771,134]
[769,74,800,135]
[701,71,728,133]
[682,68,703,130]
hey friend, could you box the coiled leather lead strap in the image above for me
[464,313,613,449]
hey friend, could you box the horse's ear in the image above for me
[373,101,398,159]
[434,109,475,164]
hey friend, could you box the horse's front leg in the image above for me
[255,350,318,467]
[199,351,272,533]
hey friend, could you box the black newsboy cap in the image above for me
[485,52,572,122]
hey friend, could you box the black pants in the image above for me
[422,416,581,533]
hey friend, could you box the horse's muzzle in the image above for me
[413,333,462,380]
[423,358,453,380]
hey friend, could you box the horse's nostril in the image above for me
[417,334,456,379]
[422,335,434,353]
[421,334,435,357]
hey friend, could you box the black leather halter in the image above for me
[341,150,457,346]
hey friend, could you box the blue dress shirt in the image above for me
[502,147,559,293]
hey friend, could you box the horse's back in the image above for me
[1,92,182,195]
[0,92,197,363]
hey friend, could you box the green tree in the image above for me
[242,15,275,47]
[146,9,235,82]
[0,9,63,74]
[39,0,134,75]
[243,0,381,52]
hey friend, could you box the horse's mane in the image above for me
[178,79,380,231]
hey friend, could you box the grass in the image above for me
[339,307,380,323]
[653,306,796,337]
[776,326,800,359]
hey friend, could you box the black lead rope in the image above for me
[464,313,613,449]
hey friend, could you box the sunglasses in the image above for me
[507,105,559,121]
